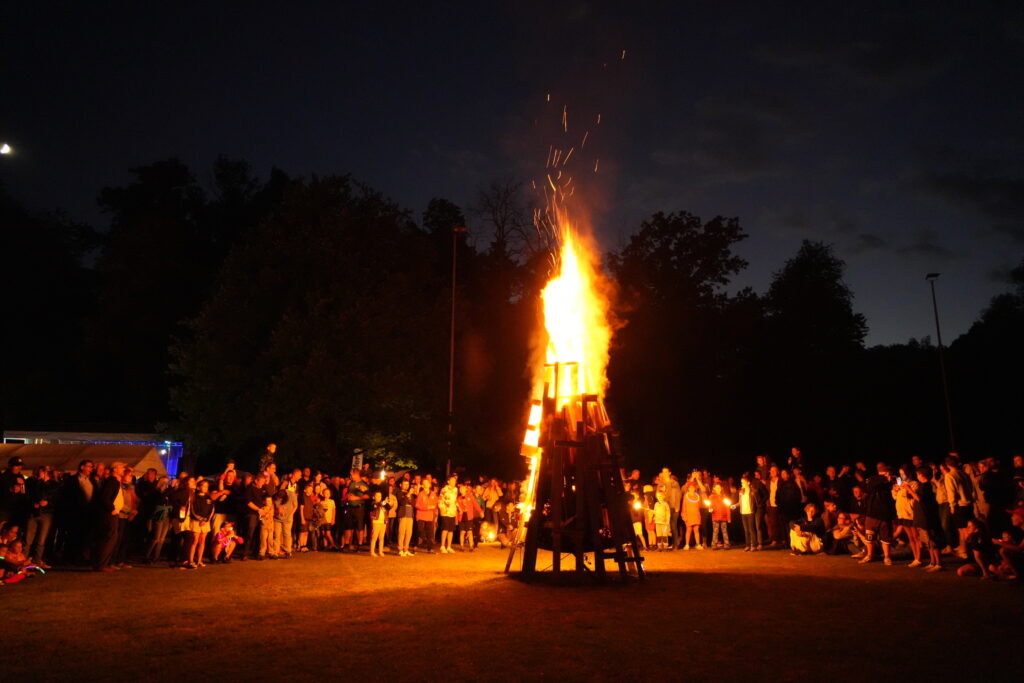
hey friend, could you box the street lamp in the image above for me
[925,273,956,452]
[447,224,468,476]
[0,143,12,155]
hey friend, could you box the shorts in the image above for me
[458,518,473,532]
[439,516,456,532]
[345,504,365,531]
[897,518,913,528]
[953,505,972,529]
[187,518,211,534]
[864,517,892,544]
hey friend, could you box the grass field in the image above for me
[3,545,1020,682]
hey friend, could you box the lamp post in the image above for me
[0,143,12,155]
[447,225,467,477]
[925,273,956,452]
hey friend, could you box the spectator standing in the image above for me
[395,479,416,556]
[93,462,126,572]
[143,477,171,563]
[342,469,369,552]
[861,463,897,565]
[438,474,459,554]
[25,467,57,568]
[415,480,439,554]
[944,455,976,559]
[456,483,483,551]
[113,470,138,569]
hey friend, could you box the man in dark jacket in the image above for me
[776,469,803,547]
[861,462,896,565]
[93,462,126,572]
[0,456,26,525]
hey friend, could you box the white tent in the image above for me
[0,443,168,476]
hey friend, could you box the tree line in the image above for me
[2,158,1021,476]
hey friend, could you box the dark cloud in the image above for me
[896,229,957,259]
[752,5,961,89]
[849,232,889,253]
[927,171,1024,224]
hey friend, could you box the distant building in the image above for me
[2,430,182,475]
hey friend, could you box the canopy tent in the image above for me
[0,443,168,477]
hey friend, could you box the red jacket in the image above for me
[415,491,438,522]
[456,495,483,522]
[710,492,732,523]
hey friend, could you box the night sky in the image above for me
[3,2,1022,344]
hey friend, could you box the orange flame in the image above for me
[540,206,612,404]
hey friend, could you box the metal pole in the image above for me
[447,226,466,476]
[927,274,956,452]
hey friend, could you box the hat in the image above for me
[8,456,24,467]
[642,484,654,493]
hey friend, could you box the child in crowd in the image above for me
[258,495,274,560]
[643,485,657,548]
[211,522,243,563]
[682,483,703,550]
[630,491,647,550]
[298,484,314,552]
[369,490,389,556]
[709,484,732,549]
[319,488,336,551]
[456,483,483,551]
[653,491,672,551]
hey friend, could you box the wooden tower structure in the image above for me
[505,360,645,580]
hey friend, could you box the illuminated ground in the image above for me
[4,545,1020,681]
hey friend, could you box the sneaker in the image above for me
[858,556,873,564]
[884,558,893,566]
[724,543,731,549]
[925,564,943,572]
[908,560,922,568]
[696,545,704,550]
[683,545,690,550]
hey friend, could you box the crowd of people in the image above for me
[629,448,1024,581]
[2,443,1023,585]
[0,445,522,581]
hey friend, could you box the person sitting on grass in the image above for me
[211,522,243,563]
[790,503,825,555]
[456,483,483,552]
[990,509,1024,580]
[826,512,856,555]
[2,539,29,574]
[957,518,997,580]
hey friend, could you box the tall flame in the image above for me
[540,207,612,404]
